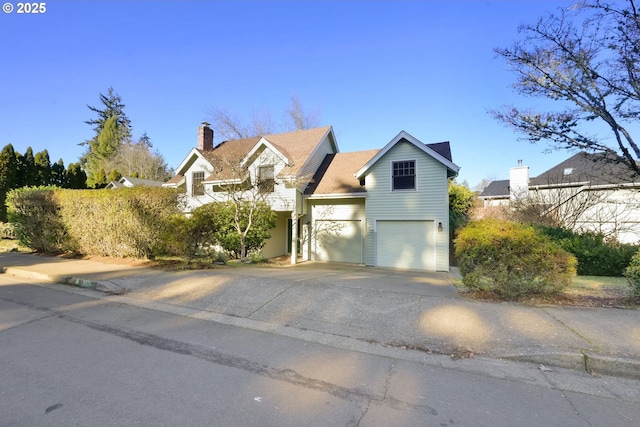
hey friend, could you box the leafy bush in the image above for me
[455,219,576,298]
[536,226,638,276]
[624,250,640,297]
[8,187,180,258]
[0,222,16,239]
[6,187,66,253]
[198,201,276,258]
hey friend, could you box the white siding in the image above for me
[363,141,450,271]
[181,155,216,212]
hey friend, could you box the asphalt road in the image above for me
[1,275,639,427]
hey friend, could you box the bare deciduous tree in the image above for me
[493,0,640,174]
[507,177,640,240]
[207,96,321,141]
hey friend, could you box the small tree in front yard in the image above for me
[455,218,577,299]
[205,200,276,258]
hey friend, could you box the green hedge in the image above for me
[624,249,640,297]
[536,226,638,276]
[455,219,576,298]
[7,187,180,258]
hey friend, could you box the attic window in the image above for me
[192,171,205,196]
[564,168,574,176]
[258,165,275,194]
[392,160,416,191]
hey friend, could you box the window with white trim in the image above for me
[192,171,205,195]
[392,160,415,190]
[258,165,275,194]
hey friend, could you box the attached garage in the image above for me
[314,219,363,264]
[376,220,435,270]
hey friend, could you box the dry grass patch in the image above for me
[457,274,639,308]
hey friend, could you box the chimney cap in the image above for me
[517,159,523,167]
[201,121,211,128]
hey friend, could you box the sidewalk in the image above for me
[2,252,639,380]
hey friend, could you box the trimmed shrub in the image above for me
[6,187,66,253]
[624,250,640,297]
[536,226,638,276]
[8,186,180,258]
[0,222,17,239]
[455,219,577,299]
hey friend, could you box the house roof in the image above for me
[425,141,453,162]
[164,174,184,185]
[200,137,261,181]
[530,151,640,187]
[479,179,509,198]
[305,150,380,196]
[107,176,165,189]
[355,131,459,179]
[121,176,165,187]
[263,126,335,176]
[480,151,640,197]
[173,126,335,182]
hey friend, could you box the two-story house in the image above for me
[165,123,459,271]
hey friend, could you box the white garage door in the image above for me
[315,220,362,264]
[376,220,435,270]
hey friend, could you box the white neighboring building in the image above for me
[479,152,640,244]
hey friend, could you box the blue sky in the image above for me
[1,0,574,188]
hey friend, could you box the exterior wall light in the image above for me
[438,222,443,232]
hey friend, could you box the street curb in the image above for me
[3,266,640,381]
[2,267,127,295]
[501,351,640,380]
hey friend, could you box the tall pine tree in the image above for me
[0,144,18,221]
[34,149,51,186]
[16,147,37,187]
[51,159,66,187]
[84,87,132,141]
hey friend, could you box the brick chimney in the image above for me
[198,122,214,151]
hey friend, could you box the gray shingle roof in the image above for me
[480,179,509,197]
[530,152,640,187]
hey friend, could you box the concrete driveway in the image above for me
[3,253,640,379]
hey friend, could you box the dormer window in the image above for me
[392,160,416,191]
[192,171,205,195]
[258,165,275,194]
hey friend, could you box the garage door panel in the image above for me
[315,220,362,264]
[376,220,434,270]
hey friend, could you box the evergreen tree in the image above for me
[66,163,87,189]
[34,149,51,186]
[51,159,66,187]
[84,86,132,141]
[93,168,107,188]
[86,115,121,187]
[17,147,37,187]
[107,169,122,182]
[0,144,18,221]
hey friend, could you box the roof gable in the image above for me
[354,131,459,179]
[264,126,336,176]
[174,148,210,176]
